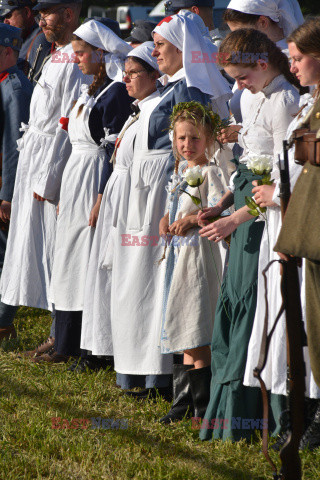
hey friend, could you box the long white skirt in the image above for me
[0,127,58,310]
[50,146,105,311]
[80,164,130,354]
[110,150,174,375]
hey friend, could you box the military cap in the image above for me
[0,23,22,51]
[32,0,81,12]
[124,20,157,44]
[165,0,214,14]
[84,17,121,38]
[0,0,36,18]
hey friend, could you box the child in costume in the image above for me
[159,101,232,424]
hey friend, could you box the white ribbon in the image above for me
[100,127,118,147]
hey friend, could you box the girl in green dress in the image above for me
[198,28,302,441]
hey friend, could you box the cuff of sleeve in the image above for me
[0,187,13,203]
[237,128,244,149]
[272,181,281,206]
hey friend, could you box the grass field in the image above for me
[0,307,319,480]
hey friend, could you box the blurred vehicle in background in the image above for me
[87,4,154,36]
[87,0,230,37]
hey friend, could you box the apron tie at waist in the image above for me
[28,124,55,138]
[17,122,31,151]
[17,123,54,151]
[113,165,129,173]
[19,122,29,133]
[71,143,104,153]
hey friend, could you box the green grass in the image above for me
[0,307,319,480]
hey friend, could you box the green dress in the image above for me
[200,163,265,442]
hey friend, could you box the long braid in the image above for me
[77,56,107,117]
[87,57,107,97]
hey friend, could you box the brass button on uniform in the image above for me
[316,112,320,119]
[303,168,308,174]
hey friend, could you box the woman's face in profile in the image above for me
[289,42,320,87]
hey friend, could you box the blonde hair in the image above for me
[170,101,225,174]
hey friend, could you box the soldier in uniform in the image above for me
[0,0,51,79]
[0,23,32,341]
[1,0,40,59]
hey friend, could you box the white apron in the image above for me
[0,44,91,310]
[110,88,175,375]
[80,111,140,354]
[50,83,115,311]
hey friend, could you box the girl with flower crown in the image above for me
[198,28,302,442]
[158,101,233,424]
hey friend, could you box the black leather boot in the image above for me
[188,366,212,418]
[300,401,320,450]
[159,364,193,424]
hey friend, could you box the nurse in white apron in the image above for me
[79,43,161,374]
[109,11,232,399]
[43,20,132,363]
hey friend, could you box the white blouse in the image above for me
[228,74,300,192]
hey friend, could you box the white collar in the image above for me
[136,90,159,107]
[158,68,185,87]
[261,74,287,97]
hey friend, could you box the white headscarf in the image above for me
[153,10,231,102]
[126,41,159,71]
[73,19,132,80]
[226,0,304,37]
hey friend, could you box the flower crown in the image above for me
[169,101,229,139]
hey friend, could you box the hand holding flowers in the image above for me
[251,181,277,208]
[197,206,223,227]
[245,155,274,217]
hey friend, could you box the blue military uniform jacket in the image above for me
[0,65,33,202]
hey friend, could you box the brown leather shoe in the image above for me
[31,347,70,364]
[0,324,17,342]
[22,336,55,358]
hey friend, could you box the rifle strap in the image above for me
[253,259,284,480]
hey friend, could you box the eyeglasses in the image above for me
[122,70,146,80]
[35,7,66,26]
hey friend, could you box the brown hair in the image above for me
[223,9,261,26]
[287,17,320,59]
[287,17,320,93]
[71,34,107,116]
[218,28,305,94]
